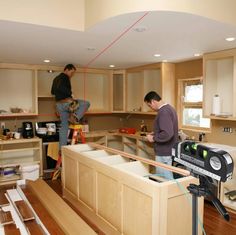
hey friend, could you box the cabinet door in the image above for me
[0,68,37,115]
[112,72,125,112]
[204,56,235,117]
[143,69,161,112]
[37,70,60,97]
[126,71,143,112]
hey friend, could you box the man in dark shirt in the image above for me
[144,91,178,180]
[51,64,90,150]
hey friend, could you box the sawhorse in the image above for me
[52,124,85,180]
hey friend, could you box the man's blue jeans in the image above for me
[155,155,174,180]
[56,99,90,149]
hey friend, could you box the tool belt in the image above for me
[68,100,80,124]
[68,100,79,113]
[57,98,74,103]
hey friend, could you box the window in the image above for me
[178,77,210,130]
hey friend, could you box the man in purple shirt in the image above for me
[144,91,178,180]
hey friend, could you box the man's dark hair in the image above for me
[64,64,76,71]
[144,91,162,102]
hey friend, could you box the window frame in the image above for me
[177,77,211,131]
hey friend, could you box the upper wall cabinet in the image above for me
[203,49,236,120]
[37,68,111,113]
[37,70,60,97]
[126,63,175,113]
[0,65,38,117]
[112,70,125,112]
[71,69,111,112]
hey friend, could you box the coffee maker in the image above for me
[22,122,34,138]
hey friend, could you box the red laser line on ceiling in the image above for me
[82,11,149,109]
[84,11,149,68]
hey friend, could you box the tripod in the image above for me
[187,175,230,235]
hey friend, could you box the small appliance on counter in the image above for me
[22,122,34,138]
[35,121,60,142]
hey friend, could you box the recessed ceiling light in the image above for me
[87,47,96,51]
[225,37,235,42]
[154,54,161,57]
[109,65,115,68]
[133,27,146,33]
[43,59,50,63]
[194,53,201,57]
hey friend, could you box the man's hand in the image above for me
[146,133,154,143]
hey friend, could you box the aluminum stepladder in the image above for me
[52,124,85,180]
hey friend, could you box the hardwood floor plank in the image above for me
[15,200,35,221]
[204,201,236,234]
[25,220,45,235]
[0,190,9,206]
[4,223,21,235]
[0,209,13,225]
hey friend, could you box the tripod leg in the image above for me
[192,194,198,235]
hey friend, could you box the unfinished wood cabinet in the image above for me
[62,143,203,235]
[203,48,236,120]
[112,70,126,112]
[71,69,111,112]
[0,64,38,116]
[126,63,175,113]
[37,67,111,113]
[0,138,42,185]
[37,70,60,98]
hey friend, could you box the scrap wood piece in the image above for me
[25,220,45,235]
[0,209,13,225]
[15,200,35,221]
[4,223,21,235]
[27,179,97,235]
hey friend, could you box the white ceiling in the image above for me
[1,11,236,69]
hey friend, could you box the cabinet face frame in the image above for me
[203,48,236,120]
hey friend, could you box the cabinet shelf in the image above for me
[0,175,21,185]
[0,147,40,153]
[205,115,236,121]
[0,157,40,166]
[0,113,38,118]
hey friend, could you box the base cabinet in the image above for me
[62,144,203,235]
[0,138,42,185]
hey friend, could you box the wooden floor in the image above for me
[46,179,236,235]
[1,181,236,234]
